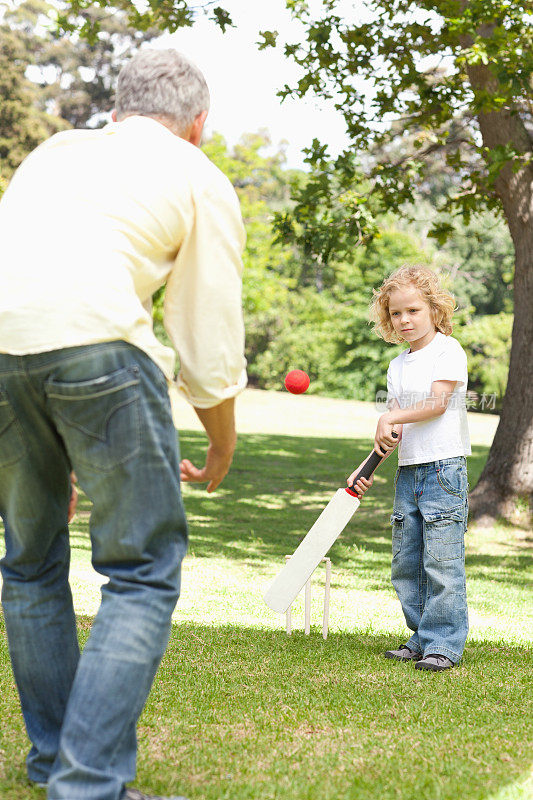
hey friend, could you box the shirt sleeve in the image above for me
[387,363,400,408]
[431,340,467,388]
[163,176,248,408]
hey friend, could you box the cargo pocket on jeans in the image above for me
[0,387,26,467]
[424,507,464,562]
[390,512,404,556]
[45,366,141,472]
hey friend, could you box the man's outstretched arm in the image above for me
[180,398,237,493]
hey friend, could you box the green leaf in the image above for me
[211,6,233,32]
[427,222,456,246]
[257,30,278,50]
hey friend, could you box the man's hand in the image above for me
[180,443,235,493]
[180,398,237,493]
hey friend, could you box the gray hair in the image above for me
[115,49,210,135]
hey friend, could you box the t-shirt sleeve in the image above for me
[431,340,467,388]
[387,364,400,407]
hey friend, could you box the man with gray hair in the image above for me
[0,49,247,800]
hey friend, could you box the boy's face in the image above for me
[388,285,436,348]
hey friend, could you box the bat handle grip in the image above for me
[349,431,398,490]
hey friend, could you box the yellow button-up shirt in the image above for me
[0,116,247,408]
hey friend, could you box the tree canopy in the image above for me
[5,0,532,521]
[54,1,532,243]
[0,19,66,179]
[4,0,159,128]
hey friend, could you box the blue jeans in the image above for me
[0,341,188,800]
[391,457,469,663]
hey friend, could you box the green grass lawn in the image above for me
[1,428,532,800]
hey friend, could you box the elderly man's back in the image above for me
[0,114,246,406]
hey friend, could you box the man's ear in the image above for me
[111,109,117,122]
[188,110,208,147]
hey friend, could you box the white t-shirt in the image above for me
[387,332,471,466]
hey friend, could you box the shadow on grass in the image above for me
[131,622,533,800]
[64,431,531,589]
[1,431,531,800]
[1,615,531,800]
[0,615,531,800]
[181,433,531,586]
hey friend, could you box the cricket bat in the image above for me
[263,433,398,614]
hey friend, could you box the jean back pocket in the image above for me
[45,366,141,472]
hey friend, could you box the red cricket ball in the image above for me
[284,369,310,394]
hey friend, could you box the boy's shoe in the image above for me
[384,644,422,662]
[415,654,454,671]
[124,789,189,800]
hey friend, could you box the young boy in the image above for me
[349,265,471,672]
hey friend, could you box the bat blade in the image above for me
[263,489,360,614]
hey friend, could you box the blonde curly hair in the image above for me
[370,265,456,344]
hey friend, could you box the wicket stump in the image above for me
[284,556,332,640]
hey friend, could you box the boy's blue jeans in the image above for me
[391,456,469,663]
[0,341,188,800]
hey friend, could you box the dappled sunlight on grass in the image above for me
[144,624,532,800]
[0,430,530,644]
[0,419,531,800]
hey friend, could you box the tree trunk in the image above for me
[468,219,533,525]
[463,49,533,525]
